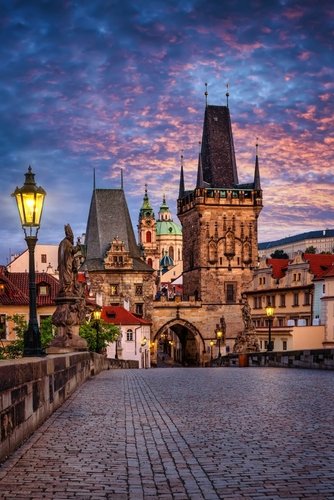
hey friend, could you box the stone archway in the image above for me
[153,318,205,367]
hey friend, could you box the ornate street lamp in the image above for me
[265,304,275,352]
[216,329,223,358]
[12,167,46,356]
[93,307,102,353]
[210,340,214,361]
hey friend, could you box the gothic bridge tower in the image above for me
[177,101,262,343]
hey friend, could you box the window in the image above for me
[147,258,153,267]
[0,283,5,295]
[110,284,119,296]
[135,284,143,296]
[126,329,133,341]
[323,284,326,294]
[169,246,174,260]
[280,294,286,307]
[41,254,47,263]
[293,292,299,306]
[226,283,236,303]
[293,273,296,281]
[304,292,310,306]
[38,285,49,296]
[0,314,6,340]
[146,231,152,243]
[298,273,301,281]
[266,295,275,307]
[136,303,143,316]
[282,340,287,351]
[278,318,284,327]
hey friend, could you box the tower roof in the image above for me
[200,105,239,188]
[84,189,151,272]
[139,185,154,220]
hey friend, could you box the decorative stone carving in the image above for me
[233,295,260,353]
[48,224,88,352]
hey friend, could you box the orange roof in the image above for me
[101,306,151,326]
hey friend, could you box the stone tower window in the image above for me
[146,231,152,243]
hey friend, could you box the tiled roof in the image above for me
[303,253,334,278]
[200,105,239,188]
[267,259,289,279]
[101,305,150,326]
[259,229,334,250]
[0,267,59,306]
[84,189,153,272]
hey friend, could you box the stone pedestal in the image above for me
[49,296,88,352]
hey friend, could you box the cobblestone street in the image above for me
[0,367,334,499]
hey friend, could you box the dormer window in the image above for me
[38,284,50,296]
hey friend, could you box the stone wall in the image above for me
[218,349,334,369]
[0,353,139,463]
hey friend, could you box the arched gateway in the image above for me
[152,318,205,367]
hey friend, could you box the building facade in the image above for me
[259,229,334,257]
[151,100,263,363]
[83,188,155,320]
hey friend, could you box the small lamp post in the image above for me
[265,304,275,352]
[210,340,214,361]
[141,336,148,368]
[216,329,223,358]
[12,167,46,356]
[93,307,102,353]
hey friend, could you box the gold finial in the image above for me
[204,82,208,107]
[226,82,229,107]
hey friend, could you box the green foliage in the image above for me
[305,245,317,254]
[79,321,120,353]
[270,249,289,259]
[0,314,55,359]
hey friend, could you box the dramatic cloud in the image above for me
[0,0,333,262]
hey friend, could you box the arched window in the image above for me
[169,246,174,260]
[147,258,153,267]
[178,249,181,261]
[146,231,152,243]
[126,329,133,341]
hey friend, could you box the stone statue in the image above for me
[58,224,81,297]
[233,295,260,353]
[48,224,87,352]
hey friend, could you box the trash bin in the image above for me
[238,353,249,367]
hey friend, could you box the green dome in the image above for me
[156,220,182,236]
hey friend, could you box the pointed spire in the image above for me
[93,168,96,190]
[254,138,261,190]
[226,82,229,107]
[178,153,185,198]
[196,151,205,188]
[204,82,208,107]
[121,168,124,190]
[139,184,154,220]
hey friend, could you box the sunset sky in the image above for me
[1,0,333,263]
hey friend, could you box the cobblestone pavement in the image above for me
[1,367,334,499]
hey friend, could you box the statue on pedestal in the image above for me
[48,224,88,352]
[233,295,260,353]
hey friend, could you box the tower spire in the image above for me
[93,168,96,190]
[205,82,208,107]
[196,148,205,188]
[253,138,261,190]
[178,153,185,198]
[226,82,229,108]
[121,168,124,190]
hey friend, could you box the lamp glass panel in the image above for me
[93,310,101,320]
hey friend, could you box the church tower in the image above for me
[177,102,263,307]
[138,185,158,269]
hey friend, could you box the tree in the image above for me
[305,246,317,254]
[0,314,56,359]
[270,249,289,259]
[79,321,120,353]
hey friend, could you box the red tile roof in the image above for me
[101,306,151,326]
[267,259,289,279]
[0,267,59,306]
[303,253,334,278]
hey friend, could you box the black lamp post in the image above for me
[12,166,46,356]
[216,329,223,358]
[93,307,102,353]
[265,305,275,352]
[210,340,214,361]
